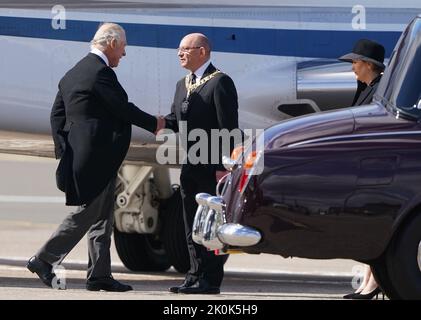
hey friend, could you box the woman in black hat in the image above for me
[339,39,386,300]
[339,38,386,107]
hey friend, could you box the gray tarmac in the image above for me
[0,154,362,300]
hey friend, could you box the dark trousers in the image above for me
[37,177,116,280]
[180,165,225,287]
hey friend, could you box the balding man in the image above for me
[27,23,162,292]
[165,33,239,294]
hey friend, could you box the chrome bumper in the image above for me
[192,193,261,251]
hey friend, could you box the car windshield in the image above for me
[375,17,421,120]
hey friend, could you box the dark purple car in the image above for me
[192,16,421,299]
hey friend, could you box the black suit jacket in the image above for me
[51,53,157,205]
[164,63,239,172]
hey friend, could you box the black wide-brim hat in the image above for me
[339,38,386,70]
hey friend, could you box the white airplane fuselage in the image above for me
[1,1,420,152]
[1,0,421,273]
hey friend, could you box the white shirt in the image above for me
[90,47,109,67]
[191,60,211,82]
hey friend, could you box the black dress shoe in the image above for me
[86,277,133,292]
[27,256,58,288]
[178,280,220,294]
[169,280,196,293]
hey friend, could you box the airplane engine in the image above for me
[295,61,357,114]
[236,60,356,131]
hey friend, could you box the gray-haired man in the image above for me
[27,23,163,291]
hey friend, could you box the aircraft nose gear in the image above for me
[116,194,129,208]
[114,165,161,234]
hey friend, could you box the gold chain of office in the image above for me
[185,70,222,98]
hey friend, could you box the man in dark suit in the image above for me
[26,23,164,291]
[165,33,239,294]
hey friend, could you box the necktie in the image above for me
[191,73,196,85]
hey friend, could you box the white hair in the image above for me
[90,23,125,50]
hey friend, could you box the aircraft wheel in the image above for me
[114,227,171,272]
[386,212,421,299]
[161,186,190,273]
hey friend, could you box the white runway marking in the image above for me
[0,195,64,204]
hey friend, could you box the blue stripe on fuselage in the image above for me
[0,16,400,58]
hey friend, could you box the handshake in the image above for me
[154,116,166,135]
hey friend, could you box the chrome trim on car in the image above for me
[207,195,226,212]
[192,193,211,245]
[201,208,225,250]
[216,172,230,197]
[222,155,238,171]
[201,196,226,250]
[288,130,421,148]
[217,223,261,247]
[193,194,261,250]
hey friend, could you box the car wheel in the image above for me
[386,212,421,299]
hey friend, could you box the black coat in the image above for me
[164,63,239,172]
[352,75,382,106]
[51,53,157,205]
